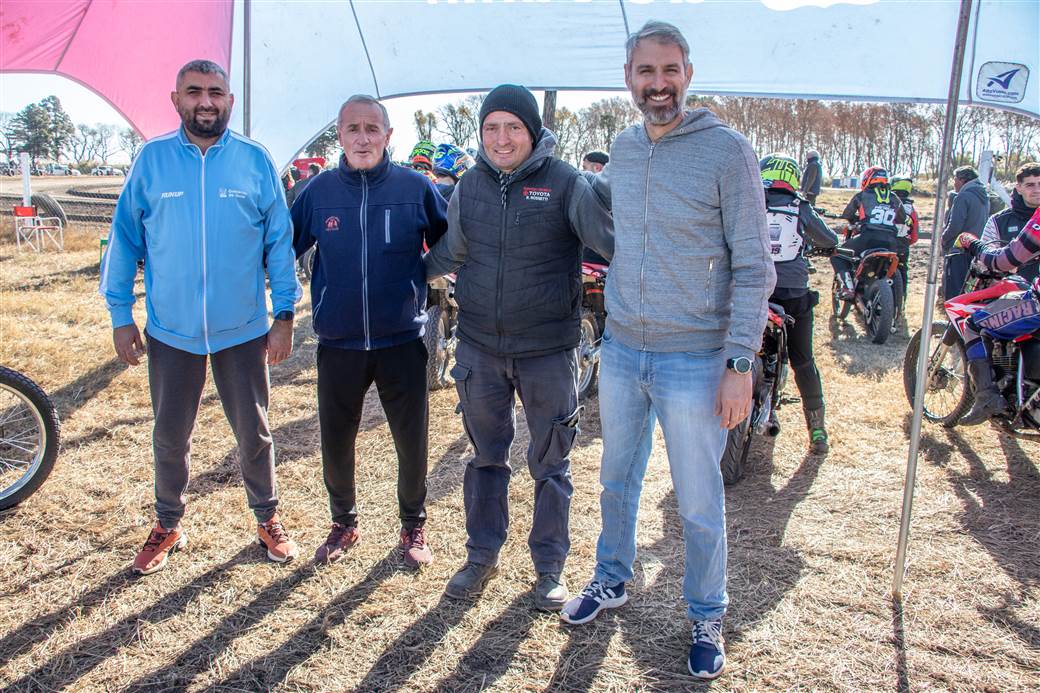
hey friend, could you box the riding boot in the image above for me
[804,406,829,455]
[960,359,1007,426]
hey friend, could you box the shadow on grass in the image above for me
[202,550,401,691]
[827,314,908,377]
[1,545,258,691]
[891,597,911,693]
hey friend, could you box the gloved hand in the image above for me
[955,233,979,252]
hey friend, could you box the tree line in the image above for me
[1,96,144,170]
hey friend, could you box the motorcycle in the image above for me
[424,274,458,390]
[0,366,60,510]
[721,301,793,486]
[903,259,1040,432]
[577,261,608,401]
[831,225,903,344]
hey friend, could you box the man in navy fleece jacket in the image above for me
[291,94,447,569]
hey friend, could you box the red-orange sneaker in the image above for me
[400,526,433,569]
[133,522,186,575]
[258,513,299,563]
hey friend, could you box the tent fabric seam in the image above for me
[53,0,92,71]
[349,0,381,98]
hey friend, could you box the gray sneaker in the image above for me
[534,573,568,611]
[444,562,499,600]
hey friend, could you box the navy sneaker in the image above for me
[560,579,627,625]
[687,619,725,680]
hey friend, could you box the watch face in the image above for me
[731,357,752,374]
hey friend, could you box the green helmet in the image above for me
[760,154,801,193]
[890,175,913,195]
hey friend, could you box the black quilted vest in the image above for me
[454,156,580,357]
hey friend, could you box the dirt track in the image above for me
[0,197,1036,691]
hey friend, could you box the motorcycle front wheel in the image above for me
[865,279,894,344]
[903,321,972,427]
[0,366,60,510]
[831,275,852,320]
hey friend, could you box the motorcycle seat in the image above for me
[859,247,897,258]
[768,302,787,320]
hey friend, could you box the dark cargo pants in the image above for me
[450,340,580,574]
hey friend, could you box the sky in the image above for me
[0,73,622,166]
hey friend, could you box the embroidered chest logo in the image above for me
[523,186,551,202]
[325,216,340,231]
[219,188,248,199]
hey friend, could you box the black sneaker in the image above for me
[560,579,627,625]
[687,619,725,680]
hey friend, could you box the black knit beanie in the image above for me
[479,84,542,144]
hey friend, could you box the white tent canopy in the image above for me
[235,0,1039,167]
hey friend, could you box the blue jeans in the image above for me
[593,331,729,621]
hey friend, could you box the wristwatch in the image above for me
[726,356,753,375]
[274,310,294,322]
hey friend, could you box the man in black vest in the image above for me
[980,161,1040,284]
[424,84,614,610]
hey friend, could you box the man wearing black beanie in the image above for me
[425,83,614,611]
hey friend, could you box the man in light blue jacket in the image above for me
[99,60,302,575]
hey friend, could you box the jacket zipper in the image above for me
[706,257,715,312]
[360,171,371,350]
[640,143,655,350]
[384,208,391,244]
[199,149,211,353]
[496,178,508,340]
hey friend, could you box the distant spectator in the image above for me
[308,163,322,178]
[581,151,609,173]
[800,149,822,204]
[941,166,988,299]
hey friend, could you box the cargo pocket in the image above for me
[535,406,582,473]
[451,363,478,451]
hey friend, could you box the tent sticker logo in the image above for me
[976,61,1028,104]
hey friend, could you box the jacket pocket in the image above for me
[312,283,365,341]
[384,208,391,244]
[368,278,422,338]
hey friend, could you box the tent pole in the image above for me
[892,0,974,600]
[243,0,251,137]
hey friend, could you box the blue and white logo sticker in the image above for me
[976,61,1029,104]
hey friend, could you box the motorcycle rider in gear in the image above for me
[954,206,1040,424]
[761,154,839,454]
[831,166,906,299]
[890,175,919,306]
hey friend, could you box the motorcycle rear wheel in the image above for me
[865,279,894,344]
[577,308,601,401]
[721,409,754,486]
[424,303,456,391]
[0,366,60,510]
[903,321,972,427]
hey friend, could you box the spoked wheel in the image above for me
[831,276,851,320]
[577,308,601,401]
[865,279,894,344]
[721,410,754,486]
[298,247,316,281]
[424,304,456,391]
[903,321,972,426]
[0,366,60,511]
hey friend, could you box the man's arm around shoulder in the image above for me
[424,190,469,280]
[568,172,614,261]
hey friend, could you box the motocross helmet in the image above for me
[759,153,801,193]
[860,166,890,190]
[890,175,913,198]
[409,140,437,172]
[433,143,470,182]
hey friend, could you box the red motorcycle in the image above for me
[903,260,1040,432]
[577,261,608,400]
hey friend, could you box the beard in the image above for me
[180,106,230,139]
[636,88,683,126]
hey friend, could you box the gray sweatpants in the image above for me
[147,333,278,528]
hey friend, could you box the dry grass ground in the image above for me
[0,190,1036,692]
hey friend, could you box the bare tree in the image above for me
[435,100,477,148]
[414,110,436,141]
[119,128,144,162]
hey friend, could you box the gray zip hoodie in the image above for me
[602,109,775,361]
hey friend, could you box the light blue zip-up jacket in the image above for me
[99,127,301,355]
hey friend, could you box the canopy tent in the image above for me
[1,0,1038,600]
[1,1,1036,168]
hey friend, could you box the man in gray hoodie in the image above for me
[559,21,775,681]
[942,166,990,299]
[424,84,614,611]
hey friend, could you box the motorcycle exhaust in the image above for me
[753,392,778,436]
[765,411,781,437]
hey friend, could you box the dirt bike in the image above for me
[721,301,793,486]
[577,261,608,401]
[903,260,1040,432]
[0,366,60,510]
[831,226,903,344]
[424,274,458,390]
